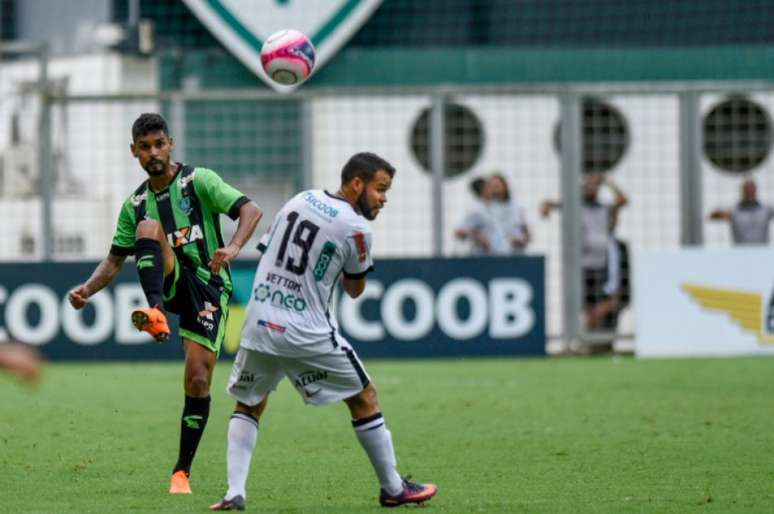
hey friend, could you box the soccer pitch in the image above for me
[2,356,772,513]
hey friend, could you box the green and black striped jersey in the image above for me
[110,164,250,294]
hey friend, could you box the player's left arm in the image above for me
[211,201,263,273]
[342,229,374,299]
[194,168,263,273]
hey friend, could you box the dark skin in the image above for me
[68,129,262,397]
[233,169,393,420]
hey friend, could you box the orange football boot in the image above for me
[169,470,192,494]
[131,306,170,342]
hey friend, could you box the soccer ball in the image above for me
[260,29,316,86]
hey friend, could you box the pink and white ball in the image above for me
[260,29,316,86]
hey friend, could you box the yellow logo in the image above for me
[682,283,774,344]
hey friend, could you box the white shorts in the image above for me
[226,344,371,406]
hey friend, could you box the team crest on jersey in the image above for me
[179,196,193,215]
[167,225,204,247]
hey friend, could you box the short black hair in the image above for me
[341,152,395,186]
[132,113,169,141]
[470,177,486,198]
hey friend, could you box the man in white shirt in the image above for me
[455,174,530,255]
[210,152,437,511]
[709,178,774,244]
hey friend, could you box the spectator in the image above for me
[541,172,629,353]
[709,178,774,244]
[455,174,530,255]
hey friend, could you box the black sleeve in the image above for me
[110,244,135,256]
[343,266,374,280]
[228,196,251,220]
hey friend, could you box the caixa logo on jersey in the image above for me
[336,257,545,357]
[167,225,204,248]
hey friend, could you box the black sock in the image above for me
[134,238,164,310]
[174,395,211,475]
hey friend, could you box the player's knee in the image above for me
[347,384,380,416]
[186,373,210,396]
[237,398,267,419]
[136,219,163,240]
[361,384,379,408]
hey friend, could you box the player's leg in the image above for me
[131,219,175,341]
[171,282,231,492]
[344,384,405,498]
[342,360,437,507]
[169,338,217,494]
[283,344,436,506]
[211,348,283,510]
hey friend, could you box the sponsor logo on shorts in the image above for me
[239,371,255,383]
[254,283,307,312]
[304,387,322,398]
[294,369,328,388]
[197,301,218,331]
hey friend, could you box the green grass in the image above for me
[2,356,774,513]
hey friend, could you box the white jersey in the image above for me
[240,190,373,355]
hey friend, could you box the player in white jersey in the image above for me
[210,153,437,511]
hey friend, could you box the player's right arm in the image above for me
[68,253,127,309]
[69,198,134,309]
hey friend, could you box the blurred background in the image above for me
[2,0,774,358]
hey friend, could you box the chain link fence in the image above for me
[2,47,773,345]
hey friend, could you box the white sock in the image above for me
[352,413,403,496]
[225,411,259,500]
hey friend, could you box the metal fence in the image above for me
[2,45,774,348]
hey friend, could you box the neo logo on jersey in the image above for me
[167,225,204,247]
[254,283,307,312]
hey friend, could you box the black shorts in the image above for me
[583,267,609,306]
[162,261,230,354]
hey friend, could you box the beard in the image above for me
[144,159,166,176]
[357,190,377,220]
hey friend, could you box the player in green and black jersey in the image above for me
[67,113,262,494]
